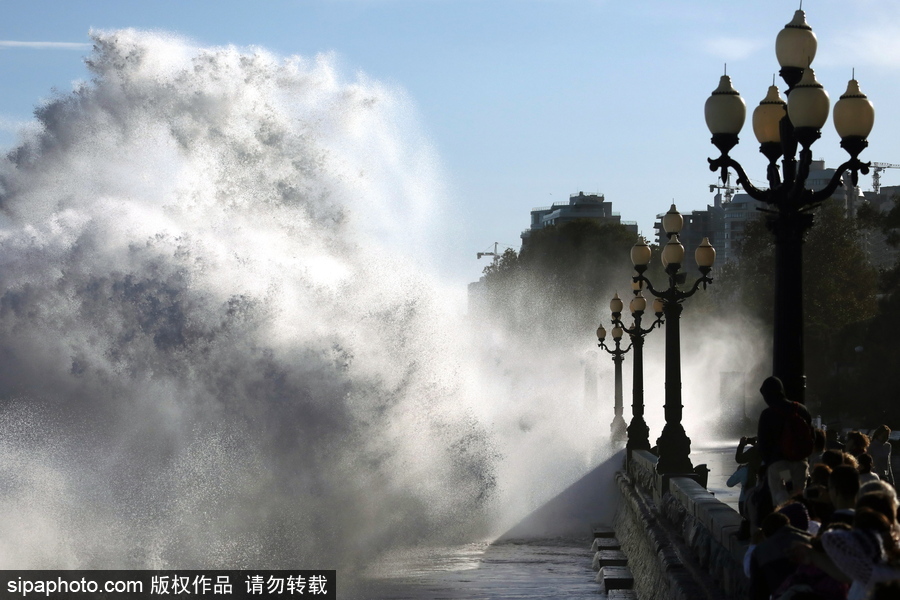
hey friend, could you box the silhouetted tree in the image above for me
[480,219,640,342]
[841,195,900,424]
[716,199,877,415]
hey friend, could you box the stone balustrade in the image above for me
[613,450,750,600]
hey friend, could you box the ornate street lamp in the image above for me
[597,300,631,444]
[611,284,664,454]
[632,207,716,475]
[706,8,874,404]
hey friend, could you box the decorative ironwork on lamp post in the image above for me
[611,289,664,454]
[705,8,875,405]
[631,207,716,475]
[597,309,631,444]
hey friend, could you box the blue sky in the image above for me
[2,0,900,287]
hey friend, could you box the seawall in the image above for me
[614,450,749,600]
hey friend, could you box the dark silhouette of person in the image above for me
[845,430,871,458]
[757,376,813,505]
[748,510,811,600]
[729,435,762,539]
[825,464,860,528]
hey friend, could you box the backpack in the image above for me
[778,402,815,461]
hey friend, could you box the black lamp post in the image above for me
[705,9,875,405]
[612,289,664,454]
[597,310,631,444]
[632,207,716,475]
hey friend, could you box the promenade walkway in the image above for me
[694,441,741,511]
[354,442,743,599]
[360,537,603,599]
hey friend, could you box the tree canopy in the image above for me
[478,219,641,342]
[836,194,900,423]
[714,199,878,414]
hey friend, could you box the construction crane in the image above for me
[476,242,501,268]
[871,162,900,195]
[709,178,739,204]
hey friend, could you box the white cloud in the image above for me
[825,28,900,69]
[0,41,90,50]
[703,37,767,62]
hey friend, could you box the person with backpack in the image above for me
[757,376,815,506]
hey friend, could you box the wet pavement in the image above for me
[357,538,601,599]
[351,442,742,599]
[693,441,742,512]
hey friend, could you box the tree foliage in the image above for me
[840,195,900,423]
[857,198,900,247]
[716,199,878,414]
[479,219,641,342]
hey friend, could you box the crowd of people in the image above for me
[730,376,900,600]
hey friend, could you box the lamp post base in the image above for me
[611,415,627,444]
[656,423,693,474]
[626,416,651,452]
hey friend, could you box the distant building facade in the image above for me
[652,192,748,270]
[719,193,765,265]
